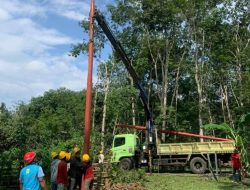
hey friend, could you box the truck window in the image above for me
[114,137,125,147]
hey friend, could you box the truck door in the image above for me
[112,136,127,162]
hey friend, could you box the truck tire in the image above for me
[119,158,132,170]
[190,157,207,174]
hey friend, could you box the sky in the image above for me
[0,0,113,108]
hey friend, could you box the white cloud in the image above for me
[0,0,113,22]
[0,0,92,107]
[0,0,114,107]
[0,55,90,107]
[0,18,75,59]
[1,1,46,19]
[0,0,88,21]
[48,0,89,21]
[60,11,88,21]
[0,9,11,20]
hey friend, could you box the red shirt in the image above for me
[84,165,94,179]
[81,165,94,190]
[231,153,241,169]
[57,160,68,185]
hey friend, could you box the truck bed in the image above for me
[157,141,235,155]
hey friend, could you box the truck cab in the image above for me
[111,134,140,170]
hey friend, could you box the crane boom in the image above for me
[116,124,233,142]
[94,10,154,145]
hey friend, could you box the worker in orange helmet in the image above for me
[69,146,82,190]
[81,154,94,190]
[19,151,48,190]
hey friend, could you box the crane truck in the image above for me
[93,9,235,174]
[111,125,234,174]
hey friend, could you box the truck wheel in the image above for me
[190,157,207,174]
[119,158,132,170]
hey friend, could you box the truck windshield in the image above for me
[114,137,125,147]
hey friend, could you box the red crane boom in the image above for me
[116,124,232,142]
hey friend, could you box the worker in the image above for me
[19,151,48,190]
[69,146,83,190]
[81,154,94,190]
[51,151,60,190]
[231,147,241,182]
[57,151,69,190]
[98,150,104,164]
[66,152,72,171]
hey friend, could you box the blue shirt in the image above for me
[19,164,45,190]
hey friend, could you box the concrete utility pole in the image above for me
[83,0,95,155]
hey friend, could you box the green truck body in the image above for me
[111,133,235,173]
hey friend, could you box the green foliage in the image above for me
[109,166,146,183]
[106,85,137,124]
[202,123,235,139]
[239,113,250,126]
[0,148,22,169]
[0,89,86,171]
[202,121,249,169]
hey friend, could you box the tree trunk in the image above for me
[130,76,136,132]
[92,65,101,129]
[234,23,244,108]
[161,40,172,143]
[221,84,235,129]
[195,67,204,141]
[168,51,185,129]
[194,30,204,142]
[129,64,136,126]
[146,30,161,101]
[220,84,227,123]
[101,61,114,151]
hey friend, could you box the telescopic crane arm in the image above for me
[94,10,154,145]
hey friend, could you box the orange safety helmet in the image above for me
[51,151,59,159]
[66,152,71,161]
[24,152,36,164]
[82,154,90,162]
[73,146,80,154]
[59,151,67,159]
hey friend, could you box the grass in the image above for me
[144,174,249,190]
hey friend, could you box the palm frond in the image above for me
[202,123,236,139]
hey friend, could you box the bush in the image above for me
[109,166,146,184]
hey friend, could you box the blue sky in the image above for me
[0,0,113,108]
